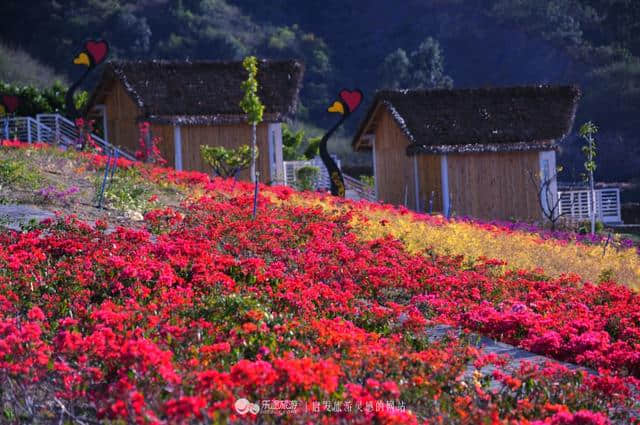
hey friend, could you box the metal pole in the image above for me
[55,115,60,145]
[252,171,260,219]
[108,150,119,190]
[27,119,32,143]
[97,149,113,209]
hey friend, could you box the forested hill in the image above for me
[1,0,639,181]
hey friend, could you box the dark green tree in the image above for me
[379,38,453,89]
[379,49,411,89]
[281,124,305,161]
[409,38,453,89]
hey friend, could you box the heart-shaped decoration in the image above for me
[85,40,109,65]
[2,95,19,113]
[327,101,344,114]
[339,89,363,113]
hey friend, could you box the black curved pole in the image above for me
[319,115,347,197]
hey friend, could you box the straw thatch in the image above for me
[353,85,580,154]
[88,59,304,125]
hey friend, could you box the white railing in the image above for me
[37,114,136,161]
[284,156,341,190]
[2,117,55,144]
[1,114,136,161]
[343,174,376,202]
[283,156,376,201]
[558,188,622,224]
[36,114,78,145]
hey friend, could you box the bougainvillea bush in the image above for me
[0,142,639,424]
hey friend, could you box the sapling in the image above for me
[239,56,264,219]
[579,121,598,235]
[239,56,264,184]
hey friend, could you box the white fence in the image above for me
[284,156,340,190]
[343,174,376,202]
[283,156,376,202]
[558,188,622,224]
[1,114,136,161]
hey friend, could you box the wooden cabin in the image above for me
[87,59,304,183]
[352,86,580,221]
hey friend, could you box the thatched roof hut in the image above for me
[88,59,304,182]
[352,85,581,221]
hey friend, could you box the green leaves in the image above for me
[295,165,319,191]
[579,121,598,174]
[0,81,81,116]
[282,124,305,161]
[379,37,453,90]
[239,56,264,125]
[579,121,598,138]
[200,145,254,178]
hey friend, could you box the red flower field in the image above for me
[0,143,638,424]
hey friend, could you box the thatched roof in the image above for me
[353,85,580,154]
[88,59,304,125]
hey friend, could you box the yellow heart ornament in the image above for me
[327,101,344,114]
[73,52,90,66]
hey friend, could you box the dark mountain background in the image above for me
[1,0,639,183]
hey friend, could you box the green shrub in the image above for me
[359,175,375,188]
[200,145,253,178]
[296,165,319,191]
[0,80,86,117]
[578,220,605,234]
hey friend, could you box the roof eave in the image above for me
[352,100,417,151]
[407,140,558,155]
[144,113,286,126]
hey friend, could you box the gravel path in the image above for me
[0,204,56,230]
[426,324,596,390]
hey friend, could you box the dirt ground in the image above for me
[0,146,185,229]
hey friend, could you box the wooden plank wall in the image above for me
[104,82,141,154]
[417,154,442,213]
[374,110,416,207]
[446,151,540,221]
[180,123,271,183]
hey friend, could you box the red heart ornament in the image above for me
[2,95,19,113]
[339,89,363,113]
[85,40,109,65]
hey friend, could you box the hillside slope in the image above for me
[0,142,638,423]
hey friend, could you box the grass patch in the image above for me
[0,158,41,188]
[95,167,157,213]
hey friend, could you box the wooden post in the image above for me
[371,135,378,199]
[173,125,182,171]
[413,155,420,212]
[144,127,153,163]
[429,191,434,214]
[441,155,450,217]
